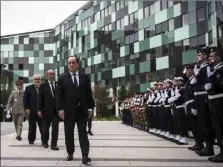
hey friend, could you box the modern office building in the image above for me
[1,0,223,92]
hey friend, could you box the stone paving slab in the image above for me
[1,121,222,166]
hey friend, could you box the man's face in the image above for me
[196,52,207,63]
[186,68,193,78]
[47,70,55,81]
[16,84,23,90]
[68,57,79,72]
[33,76,41,86]
[208,52,219,64]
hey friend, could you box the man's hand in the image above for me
[207,66,215,77]
[58,110,64,120]
[88,109,93,119]
[6,111,11,119]
[37,111,42,118]
[26,109,30,115]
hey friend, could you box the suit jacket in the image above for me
[7,90,25,114]
[38,81,57,119]
[23,84,39,117]
[57,72,95,121]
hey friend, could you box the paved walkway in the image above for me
[1,121,222,166]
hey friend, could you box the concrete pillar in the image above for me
[115,101,119,117]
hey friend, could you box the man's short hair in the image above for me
[32,74,41,79]
[68,56,80,64]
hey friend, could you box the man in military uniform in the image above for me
[205,47,223,162]
[183,65,203,150]
[6,80,25,140]
[190,47,216,156]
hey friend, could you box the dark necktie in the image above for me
[18,91,21,95]
[35,86,39,94]
[73,73,78,88]
[50,82,55,97]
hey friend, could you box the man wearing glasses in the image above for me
[24,74,43,145]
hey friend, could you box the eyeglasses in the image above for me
[68,61,77,64]
[34,78,40,80]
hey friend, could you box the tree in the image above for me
[93,84,111,117]
[117,85,127,102]
[127,84,134,97]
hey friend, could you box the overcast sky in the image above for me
[1,1,88,36]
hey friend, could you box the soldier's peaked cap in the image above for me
[16,80,23,85]
[210,47,223,54]
[186,64,194,69]
[197,46,210,55]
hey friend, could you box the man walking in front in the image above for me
[57,56,95,164]
[38,69,59,150]
[6,80,25,140]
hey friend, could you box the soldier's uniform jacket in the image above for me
[173,87,185,109]
[206,62,223,100]
[163,88,171,107]
[191,62,209,94]
[6,90,25,114]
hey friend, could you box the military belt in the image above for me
[208,93,223,100]
[194,91,207,96]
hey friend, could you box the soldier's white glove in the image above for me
[204,83,212,90]
[190,77,197,85]
[88,109,93,119]
[183,68,187,74]
[207,66,215,77]
[191,108,197,116]
[6,111,11,119]
[194,65,200,76]
[175,91,181,98]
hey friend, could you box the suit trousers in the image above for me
[64,106,89,156]
[12,113,25,137]
[195,94,215,144]
[209,97,223,147]
[186,102,201,144]
[175,107,188,137]
[42,114,59,146]
[87,114,93,131]
[28,114,43,143]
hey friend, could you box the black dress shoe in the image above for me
[29,142,34,144]
[43,143,49,148]
[177,142,188,145]
[66,154,73,161]
[88,131,93,136]
[196,148,214,156]
[51,146,59,151]
[188,143,204,151]
[211,153,223,163]
[16,136,22,141]
[82,155,91,164]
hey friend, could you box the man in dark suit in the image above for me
[38,69,59,151]
[57,56,95,164]
[23,74,43,144]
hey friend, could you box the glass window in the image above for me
[174,15,182,29]
[197,7,205,22]
[129,13,134,24]
[182,14,189,26]
[19,64,24,70]
[155,23,162,35]
[189,36,197,49]
[121,17,124,28]
[162,21,168,32]
[144,6,150,18]
[198,34,205,46]
[108,6,112,15]
[105,8,108,17]
[169,19,174,31]
[120,1,125,9]
[125,35,130,44]
[154,46,162,58]
[116,1,120,11]
[116,20,120,29]
[183,39,190,51]
[154,1,161,13]
[109,24,112,31]
[101,10,104,19]
[208,2,214,15]
[189,11,196,24]
[130,34,135,43]
[218,24,223,38]
[149,4,155,15]
[161,1,168,10]
[135,32,138,42]
[134,12,138,20]
[168,1,173,7]
[208,30,213,45]
[162,44,169,57]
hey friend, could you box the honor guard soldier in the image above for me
[205,47,223,162]
[6,80,25,141]
[183,65,203,150]
[190,47,216,156]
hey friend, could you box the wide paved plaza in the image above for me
[1,121,222,166]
